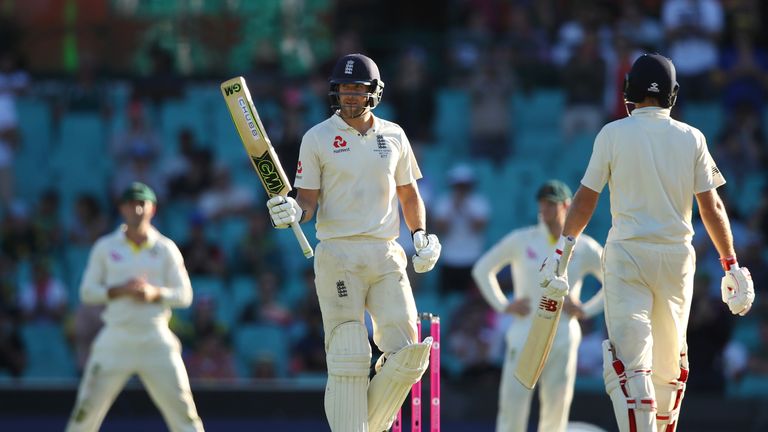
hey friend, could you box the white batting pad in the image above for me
[602,340,656,432]
[367,337,433,432]
[325,322,372,432]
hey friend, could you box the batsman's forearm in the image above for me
[698,194,736,259]
[399,189,426,232]
[562,186,599,238]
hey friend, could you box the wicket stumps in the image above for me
[392,312,440,432]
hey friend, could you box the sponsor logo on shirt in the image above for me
[374,134,391,158]
[526,246,538,261]
[110,251,122,261]
[333,136,350,154]
[336,280,348,297]
[297,161,303,174]
[711,165,720,177]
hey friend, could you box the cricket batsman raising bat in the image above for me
[472,180,604,432]
[220,76,313,258]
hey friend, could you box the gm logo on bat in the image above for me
[252,152,285,195]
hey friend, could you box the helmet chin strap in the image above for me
[624,100,636,117]
[338,102,370,120]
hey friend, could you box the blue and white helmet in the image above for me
[328,53,385,110]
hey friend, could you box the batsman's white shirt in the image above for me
[67,225,202,432]
[294,113,421,241]
[474,221,603,432]
[581,107,725,244]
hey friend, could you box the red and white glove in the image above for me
[412,230,441,273]
[539,235,576,298]
[720,256,755,316]
[267,196,303,228]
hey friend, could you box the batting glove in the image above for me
[267,196,303,229]
[539,236,576,298]
[720,257,755,316]
[412,230,441,273]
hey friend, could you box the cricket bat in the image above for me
[514,242,575,389]
[220,76,313,259]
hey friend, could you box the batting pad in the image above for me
[367,338,433,432]
[325,322,372,432]
[602,340,656,432]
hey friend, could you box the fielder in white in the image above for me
[66,182,203,432]
[539,54,755,432]
[473,180,604,432]
[266,53,441,432]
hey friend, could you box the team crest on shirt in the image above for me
[332,136,350,154]
[374,135,391,158]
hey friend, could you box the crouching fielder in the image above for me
[540,54,755,432]
[266,53,441,432]
[473,180,604,432]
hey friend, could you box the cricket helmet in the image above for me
[328,53,385,110]
[623,53,679,108]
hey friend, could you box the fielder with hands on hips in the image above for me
[472,180,604,432]
[66,182,204,432]
[539,54,755,432]
[266,53,441,432]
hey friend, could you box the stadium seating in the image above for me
[233,324,290,378]
[20,322,77,379]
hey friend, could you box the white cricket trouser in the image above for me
[603,241,694,416]
[314,237,418,354]
[66,325,204,432]
[496,316,581,432]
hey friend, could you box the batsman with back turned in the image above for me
[538,53,755,432]
[265,53,442,432]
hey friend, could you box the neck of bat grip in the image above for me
[290,221,313,258]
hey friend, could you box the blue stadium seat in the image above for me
[233,324,290,378]
[21,322,77,379]
[15,98,53,200]
[433,89,470,154]
[230,275,258,319]
[512,89,565,131]
[682,103,723,144]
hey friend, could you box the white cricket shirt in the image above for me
[473,221,604,321]
[294,113,422,241]
[581,107,725,244]
[80,225,193,327]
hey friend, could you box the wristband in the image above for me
[411,228,425,238]
[720,256,737,272]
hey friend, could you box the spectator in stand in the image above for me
[713,104,766,188]
[0,305,25,378]
[662,0,724,102]
[238,271,293,327]
[447,294,498,380]
[0,203,37,264]
[390,46,435,145]
[30,189,63,256]
[604,35,642,121]
[615,0,664,52]
[68,194,110,247]
[561,29,607,141]
[54,52,112,120]
[185,332,237,381]
[110,147,168,205]
[0,51,30,206]
[17,258,68,323]
[433,164,490,294]
[179,215,227,277]
[177,295,228,353]
[197,166,255,222]
[110,100,162,166]
[498,4,555,90]
[231,209,284,277]
[746,310,768,376]
[132,43,184,106]
[467,46,516,162]
[713,25,768,116]
[166,129,213,202]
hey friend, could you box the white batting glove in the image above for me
[720,257,755,316]
[539,236,576,298]
[266,196,302,229]
[412,230,441,273]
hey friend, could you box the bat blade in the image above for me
[221,76,313,259]
[514,295,562,389]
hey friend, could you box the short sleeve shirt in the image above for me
[581,107,725,244]
[295,114,422,240]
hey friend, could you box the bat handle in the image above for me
[290,221,314,259]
